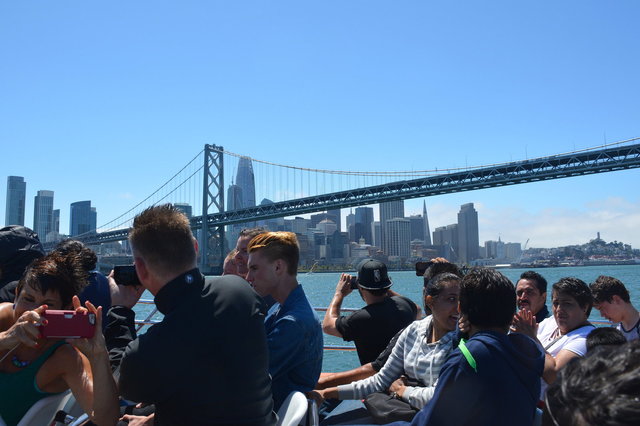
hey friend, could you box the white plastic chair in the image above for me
[306,398,319,426]
[16,390,72,426]
[276,391,308,426]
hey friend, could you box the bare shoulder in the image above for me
[0,302,14,331]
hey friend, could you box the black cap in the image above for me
[357,259,392,290]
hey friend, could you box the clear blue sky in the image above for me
[1,1,639,248]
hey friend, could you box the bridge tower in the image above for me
[200,144,225,274]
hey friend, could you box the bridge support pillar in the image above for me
[200,144,225,275]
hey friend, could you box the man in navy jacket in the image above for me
[393,267,544,426]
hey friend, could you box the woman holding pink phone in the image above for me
[0,251,118,426]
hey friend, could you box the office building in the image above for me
[33,190,54,240]
[174,203,193,219]
[354,206,374,245]
[5,176,26,226]
[70,201,97,236]
[379,200,404,255]
[458,203,479,263]
[236,157,256,209]
[384,217,411,258]
[423,201,432,246]
[409,215,425,242]
[433,224,459,261]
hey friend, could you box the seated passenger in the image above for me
[543,340,640,426]
[515,270,550,323]
[246,231,323,410]
[398,267,544,426]
[0,252,118,426]
[318,272,461,416]
[590,275,639,341]
[322,259,419,365]
[513,277,594,396]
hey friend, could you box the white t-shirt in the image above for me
[537,316,594,398]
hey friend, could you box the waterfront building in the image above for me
[70,201,97,236]
[346,210,356,241]
[33,190,54,240]
[317,219,337,237]
[372,221,381,247]
[288,216,310,234]
[5,176,26,226]
[433,224,459,261]
[52,209,60,233]
[379,200,405,256]
[354,206,374,245]
[458,203,479,263]
[384,217,411,258]
[328,208,341,233]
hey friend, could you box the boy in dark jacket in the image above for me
[393,267,544,426]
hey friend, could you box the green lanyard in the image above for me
[458,338,478,373]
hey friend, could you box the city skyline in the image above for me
[1,2,638,248]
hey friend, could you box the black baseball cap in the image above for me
[357,259,392,290]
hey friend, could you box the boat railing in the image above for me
[132,299,359,351]
[132,299,613,350]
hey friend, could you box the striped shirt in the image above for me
[337,315,456,410]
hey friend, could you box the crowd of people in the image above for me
[1,205,639,425]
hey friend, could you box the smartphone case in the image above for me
[41,310,96,339]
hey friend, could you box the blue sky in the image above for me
[1,1,639,248]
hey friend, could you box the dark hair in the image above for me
[586,327,627,352]
[552,277,593,317]
[544,340,640,426]
[247,232,299,275]
[423,272,461,316]
[54,239,97,272]
[590,275,631,304]
[459,267,515,329]
[129,204,196,276]
[423,261,461,289]
[16,251,88,308]
[519,270,547,294]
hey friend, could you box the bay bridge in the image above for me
[48,138,640,274]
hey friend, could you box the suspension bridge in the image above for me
[45,138,640,274]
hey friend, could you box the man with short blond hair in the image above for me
[247,231,323,410]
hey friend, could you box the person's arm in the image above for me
[322,273,352,337]
[316,363,376,389]
[63,298,119,426]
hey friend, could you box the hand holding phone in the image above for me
[113,265,142,287]
[40,310,96,339]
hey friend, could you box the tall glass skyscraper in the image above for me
[458,203,479,263]
[354,207,374,244]
[5,176,26,226]
[33,190,54,240]
[236,157,256,209]
[70,201,97,236]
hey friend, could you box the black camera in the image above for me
[415,261,435,277]
[113,265,142,287]
[349,275,359,289]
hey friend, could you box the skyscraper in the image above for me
[385,218,411,258]
[423,201,432,246]
[379,200,404,255]
[235,157,256,209]
[354,206,374,245]
[5,176,26,226]
[174,203,193,219]
[33,190,54,240]
[70,201,97,236]
[458,203,479,263]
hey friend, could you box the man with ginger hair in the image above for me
[247,231,323,410]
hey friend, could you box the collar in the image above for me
[535,304,550,323]
[154,268,203,315]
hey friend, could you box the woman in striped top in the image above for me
[318,272,461,410]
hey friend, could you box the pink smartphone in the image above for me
[40,310,96,339]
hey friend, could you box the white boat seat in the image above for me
[16,390,72,426]
[276,391,308,426]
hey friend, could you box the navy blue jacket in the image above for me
[395,330,544,426]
